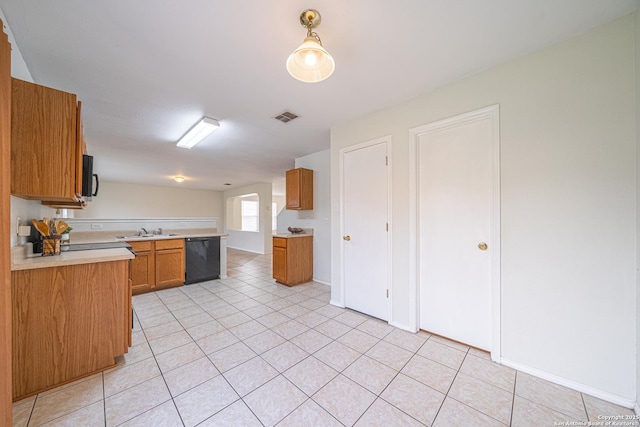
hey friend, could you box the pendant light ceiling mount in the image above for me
[299,9,321,28]
[286,8,335,83]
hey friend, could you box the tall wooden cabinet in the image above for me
[0,18,13,425]
[10,78,87,205]
[286,168,313,210]
[273,235,313,286]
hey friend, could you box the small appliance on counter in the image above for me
[28,226,43,254]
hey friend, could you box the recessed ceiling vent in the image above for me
[274,110,299,123]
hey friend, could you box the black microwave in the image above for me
[82,155,99,200]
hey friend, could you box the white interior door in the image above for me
[417,110,497,351]
[342,140,389,320]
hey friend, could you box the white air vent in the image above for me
[274,110,299,123]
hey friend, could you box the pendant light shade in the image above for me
[286,9,335,83]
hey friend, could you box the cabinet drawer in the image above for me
[127,241,153,252]
[273,237,287,248]
[155,238,184,250]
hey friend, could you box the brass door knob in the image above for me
[343,235,351,241]
[478,242,488,251]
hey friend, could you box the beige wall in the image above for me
[73,181,223,219]
[331,15,636,403]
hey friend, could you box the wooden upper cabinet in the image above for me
[286,168,313,210]
[10,78,84,203]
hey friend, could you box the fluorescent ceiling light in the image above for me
[176,116,220,149]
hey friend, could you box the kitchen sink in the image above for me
[116,233,179,239]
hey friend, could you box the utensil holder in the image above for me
[42,236,61,256]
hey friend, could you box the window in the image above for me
[241,200,259,232]
[225,193,260,232]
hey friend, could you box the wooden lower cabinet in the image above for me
[155,239,185,288]
[128,240,154,294]
[128,239,184,295]
[272,246,287,283]
[11,260,131,400]
[272,236,313,286]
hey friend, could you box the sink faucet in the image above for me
[157,228,163,235]
[139,227,149,236]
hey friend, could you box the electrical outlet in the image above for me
[91,223,103,230]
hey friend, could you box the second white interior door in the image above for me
[342,140,389,320]
[416,109,497,351]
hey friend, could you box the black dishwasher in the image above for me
[184,236,220,285]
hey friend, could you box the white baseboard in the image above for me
[388,320,416,332]
[312,278,331,286]
[500,358,635,409]
[635,402,639,415]
[330,299,345,308]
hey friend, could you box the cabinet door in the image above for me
[11,261,129,399]
[74,100,85,199]
[0,19,11,426]
[273,247,287,283]
[155,249,184,288]
[286,168,313,210]
[131,251,154,294]
[286,169,301,209]
[11,79,79,201]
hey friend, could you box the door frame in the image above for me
[408,105,501,361]
[339,136,392,322]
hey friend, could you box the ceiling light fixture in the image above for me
[286,9,335,83]
[174,176,185,183]
[176,116,220,149]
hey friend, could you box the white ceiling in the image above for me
[0,1,636,192]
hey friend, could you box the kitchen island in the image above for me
[10,246,134,400]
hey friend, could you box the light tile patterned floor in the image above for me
[12,248,638,426]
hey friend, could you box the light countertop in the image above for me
[11,247,134,271]
[11,228,230,272]
[273,233,313,239]
[273,228,313,239]
[70,229,227,244]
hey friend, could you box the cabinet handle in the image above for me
[343,235,351,241]
[478,242,488,251]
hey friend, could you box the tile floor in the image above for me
[12,248,638,426]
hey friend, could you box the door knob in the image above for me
[343,235,351,241]
[478,242,488,251]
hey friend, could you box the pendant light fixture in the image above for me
[286,9,335,83]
